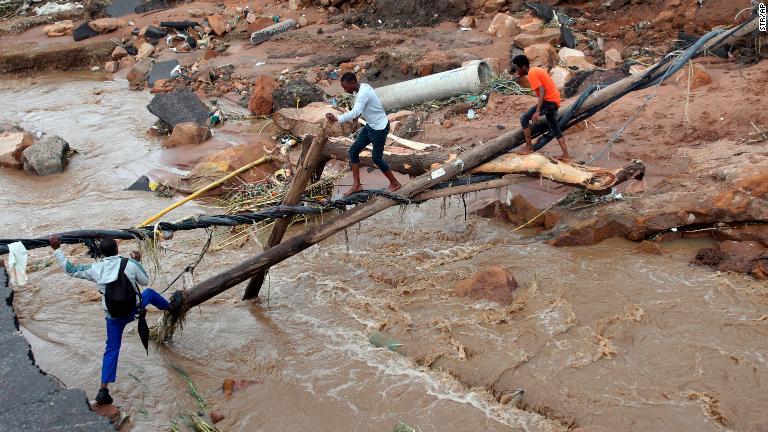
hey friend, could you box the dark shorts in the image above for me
[349,123,390,172]
[520,101,563,139]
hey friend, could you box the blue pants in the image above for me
[349,123,391,172]
[102,288,170,384]
[520,101,563,138]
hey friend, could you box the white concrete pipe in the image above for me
[375,60,494,111]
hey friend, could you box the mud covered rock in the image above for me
[634,240,665,255]
[549,66,574,93]
[248,75,279,115]
[88,18,126,33]
[22,135,70,176]
[273,102,357,138]
[558,47,596,71]
[525,43,557,68]
[694,241,767,277]
[164,123,211,148]
[272,79,325,111]
[673,63,712,90]
[458,16,476,28]
[0,130,35,169]
[604,48,623,69]
[470,196,544,227]
[453,266,519,305]
[127,59,151,90]
[207,14,227,36]
[513,27,560,48]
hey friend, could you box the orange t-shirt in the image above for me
[527,67,561,106]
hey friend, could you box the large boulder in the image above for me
[273,102,357,138]
[207,15,227,36]
[164,123,212,148]
[272,79,326,111]
[513,27,560,48]
[22,135,70,176]
[486,13,522,38]
[146,92,211,129]
[524,43,557,68]
[248,75,279,115]
[470,196,545,227]
[0,131,35,169]
[453,266,519,305]
[558,48,596,71]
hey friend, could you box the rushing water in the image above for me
[3,76,767,431]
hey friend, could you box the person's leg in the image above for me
[98,316,129,404]
[519,106,537,154]
[544,103,570,161]
[140,288,170,311]
[345,126,370,196]
[370,123,401,192]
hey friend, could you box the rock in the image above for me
[518,15,544,31]
[127,59,151,90]
[513,27,561,48]
[147,92,211,129]
[189,8,207,18]
[89,402,121,423]
[453,266,519,305]
[207,15,227,36]
[22,135,70,176]
[104,61,118,73]
[673,63,712,90]
[111,46,128,60]
[273,102,357,138]
[248,75,279,115]
[289,0,302,10]
[558,47,596,71]
[88,18,126,33]
[651,9,675,27]
[694,241,767,275]
[484,0,507,13]
[298,16,309,27]
[486,13,521,38]
[483,57,502,75]
[210,410,225,424]
[752,259,768,280]
[248,17,275,33]
[119,56,136,69]
[524,43,558,68]
[604,48,622,69]
[164,123,212,148]
[271,79,326,111]
[137,41,155,59]
[629,64,646,75]
[43,20,74,37]
[458,16,476,28]
[470,196,544,227]
[549,66,575,93]
[0,131,35,169]
[633,240,664,255]
[443,120,453,128]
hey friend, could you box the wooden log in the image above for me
[242,133,329,299]
[323,138,644,191]
[169,19,758,314]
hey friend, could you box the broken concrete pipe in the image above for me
[376,60,494,112]
[250,19,297,45]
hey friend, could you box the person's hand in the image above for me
[130,251,142,262]
[325,113,338,123]
[532,111,540,123]
[49,234,61,250]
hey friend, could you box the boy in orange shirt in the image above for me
[512,55,571,162]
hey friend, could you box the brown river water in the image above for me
[2,76,768,432]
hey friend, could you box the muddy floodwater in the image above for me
[3,76,768,431]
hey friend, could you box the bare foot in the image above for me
[517,148,534,155]
[343,185,363,196]
[386,182,402,193]
[555,155,572,163]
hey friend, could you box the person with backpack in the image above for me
[49,235,171,406]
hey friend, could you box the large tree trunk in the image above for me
[322,138,644,191]
[167,18,759,318]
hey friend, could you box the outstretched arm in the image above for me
[49,235,99,282]
[337,89,370,124]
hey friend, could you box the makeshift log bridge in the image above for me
[159,17,759,326]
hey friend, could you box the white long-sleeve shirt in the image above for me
[54,249,148,316]
[337,83,389,130]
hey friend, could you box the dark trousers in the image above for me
[349,123,390,172]
[102,288,170,384]
[520,101,563,139]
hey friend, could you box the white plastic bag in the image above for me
[7,242,28,286]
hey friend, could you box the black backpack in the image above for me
[104,258,140,318]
